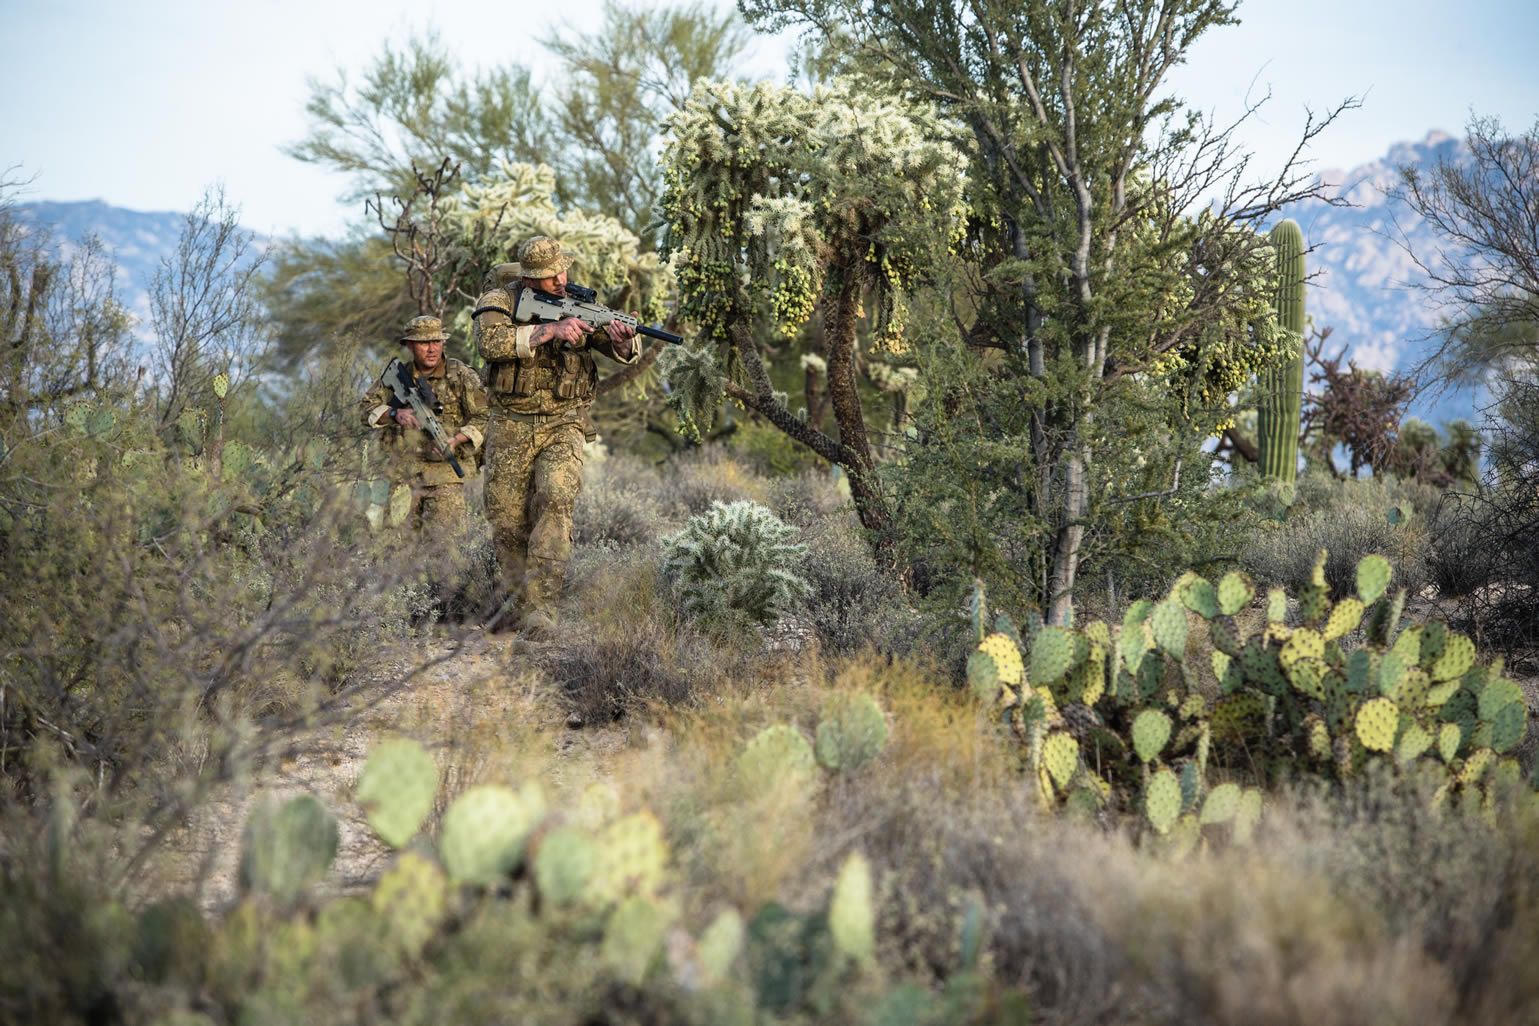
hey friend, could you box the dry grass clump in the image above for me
[662,445,771,514]
[1242,471,1440,598]
[574,451,675,548]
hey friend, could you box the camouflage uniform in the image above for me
[360,316,488,533]
[472,237,639,626]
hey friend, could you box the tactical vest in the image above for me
[479,284,599,414]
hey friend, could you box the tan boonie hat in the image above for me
[513,236,574,280]
[399,315,447,343]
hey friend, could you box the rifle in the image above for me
[513,283,685,346]
[382,358,465,479]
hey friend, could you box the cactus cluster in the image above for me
[968,551,1532,846]
[741,694,891,795]
[661,500,813,628]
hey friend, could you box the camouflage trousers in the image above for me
[410,480,469,534]
[482,412,586,621]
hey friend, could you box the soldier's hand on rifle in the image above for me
[532,316,592,348]
[392,407,421,431]
[606,314,638,357]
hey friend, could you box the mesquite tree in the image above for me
[741,0,1354,622]
[658,80,965,542]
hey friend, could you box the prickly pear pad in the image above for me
[439,783,546,885]
[356,739,439,849]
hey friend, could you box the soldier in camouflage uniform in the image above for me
[360,315,488,532]
[473,236,638,636]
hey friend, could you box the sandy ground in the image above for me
[153,628,631,913]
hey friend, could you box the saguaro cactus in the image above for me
[1257,219,1306,485]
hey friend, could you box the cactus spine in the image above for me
[1257,219,1306,485]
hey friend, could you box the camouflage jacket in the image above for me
[360,357,488,486]
[472,284,641,419]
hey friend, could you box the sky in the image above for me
[2,0,1537,240]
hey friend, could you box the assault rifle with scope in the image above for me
[513,282,684,346]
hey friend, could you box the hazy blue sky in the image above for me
[3,0,1537,238]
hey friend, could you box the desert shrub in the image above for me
[540,616,702,725]
[764,468,850,528]
[660,445,768,516]
[1426,383,1539,660]
[573,452,673,547]
[795,512,916,654]
[1242,469,1441,598]
[662,500,813,631]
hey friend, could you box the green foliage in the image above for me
[662,500,813,629]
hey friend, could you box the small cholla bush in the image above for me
[662,500,813,629]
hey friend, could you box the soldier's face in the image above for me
[408,339,443,372]
[528,270,567,296]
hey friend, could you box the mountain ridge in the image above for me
[18,134,1484,424]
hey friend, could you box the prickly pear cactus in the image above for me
[814,692,889,772]
[438,782,547,885]
[966,550,1531,826]
[238,795,339,906]
[533,826,599,906]
[828,851,875,964]
[356,739,439,848]
[602,896,675,985]
[591,811,670,905]
[696,907,746,986]
[739,724,819,795]
[372,851,448,959]
[1030,626,1078,687]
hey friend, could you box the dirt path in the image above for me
[153,629,629,913]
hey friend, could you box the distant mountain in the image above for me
[16,199,269,357]
[1283,130,1481,426]
[19,144,1485,423]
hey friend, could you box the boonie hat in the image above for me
[513,236,574,280]
[399,315,448,343]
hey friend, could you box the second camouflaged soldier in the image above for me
[360,315,488,532]
[473,236,638,636]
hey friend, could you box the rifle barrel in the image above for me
[638,324,684,345]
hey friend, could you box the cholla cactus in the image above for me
[446,160,671,330]
[661,500,812,627]
[660,76,964,356]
